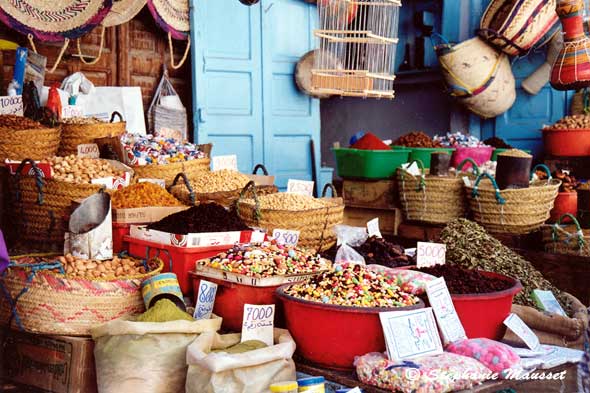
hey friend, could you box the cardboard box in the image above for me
[0,328,97,393]
[342,179,398,210]
[129,225,266,248]
[113,206,189,224]
[343,207,402,236]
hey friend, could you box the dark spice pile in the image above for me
[483,136,513,149]
[355,236,412,268]
[392,131,441,148]
[147,203,249,234]
[418,265,514,294]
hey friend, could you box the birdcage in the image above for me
[312,0,401,98]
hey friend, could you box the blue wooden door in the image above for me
[190,0,264,173]
[261,0,320,190]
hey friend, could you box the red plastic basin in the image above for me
[190,272,284,332]
[276,286,424,370]
[450,146,494,170]
[550,192,578,223]
[451,271,522,340]
[113,223,131,253]
[543,129,590,157]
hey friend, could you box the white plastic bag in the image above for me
[92,316,222,393]
[185,329,296,393]
[334,225,367,265]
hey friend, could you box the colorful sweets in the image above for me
[121,133,206,165]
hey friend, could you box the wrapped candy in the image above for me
[120,133,206,166]
[434,132,488,148]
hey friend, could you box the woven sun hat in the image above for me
[0,0,113,42]
[147,0,189,40]
[103,0,146,27]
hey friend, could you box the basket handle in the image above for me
[171,172,195,205]
[110,111,124,123]
[400,160,426,192]
[531,164,552,182]
[471,173,506,205]
[552,213,586,250]
[252,164,269,175]
[14,158,45,205]
[321,183,338,198]
[476,28,526,54]
[456,158,480,176]
[146,246,173,272]
[237,180,261,222]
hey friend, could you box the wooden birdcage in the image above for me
[312,0,401,98]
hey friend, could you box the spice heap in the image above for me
[536,169,578,192]
[440,219,565,308]
[121,133,206,165]
[147,203,249,234]
[416,265,514,294]
[111,182,183,209]
[198,241,330,277]
[544,114,590,130]
[392,131,441,148]
[498,149,531,158]
[241,193,327,211]
[434,132,487,147]
[284,263,419,307]
[355,236,412,268]
[351,132,391,150]
[46,254,159,280]
[0,114,43,130]
[483,137,513,149]
[190,170,250,192]
[43,155,125,184]
[136,299,193,322]
[212,340,268,354]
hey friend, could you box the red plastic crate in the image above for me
[113,223,131,253]
[124,236,229,294]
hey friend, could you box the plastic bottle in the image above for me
[297,376,325,393]
[270,381,298,393]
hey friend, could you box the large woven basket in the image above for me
[542,213,590,256]
[465,165,561,235]
[478,0,558,56]
[59,112,126,156]
[397,158,479,224]
[434,36,516,119]
[0,255,163,336]
[236,182,344,252]
[133,158,210,187]
[0,124,60,161]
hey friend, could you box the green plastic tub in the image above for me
[333,148,410,179]
[491,148,532,161]
[391,146,455,168]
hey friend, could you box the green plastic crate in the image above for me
[392,146,455,168]
[333,148,410,179]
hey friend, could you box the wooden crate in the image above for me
[342,179,398,210]
[343,207,401,236]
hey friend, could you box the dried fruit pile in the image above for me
[392,131,441,148]
[111,182,183,209]
[416,265,514,294]
[355,236,412,268]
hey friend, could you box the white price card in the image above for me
[62,105,83,119]
[0,95,23,116]
[425,277,467,344]
[416,242,446,268]
[402,162,421,176]
[272,229,300,246]
[287,179,315,196]
[194,280,218,320]
[138,178,166,188]
[367,218,382,238]
[379,308,443,361]
[462,176,472,187]
[242,304,275,346]
[77,143,100,159]
[212,155,238,171]
[504,313,541,351]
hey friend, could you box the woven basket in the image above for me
[0,125,61,161]
[0,254,163,336]
[59,112,126,156]
[478,0,558,56]
[434,35,516,119]
[397,158,479,224]
[465,165,561,234]
[236,182,344,252]
[133,158,210,187]
[542,213,590,256]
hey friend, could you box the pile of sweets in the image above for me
[121,133,206,165]
[434,131,489,147]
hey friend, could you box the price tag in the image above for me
[402,162,421,176]
[77,143,100,159]
[212,155,238,171]
[287,179,315,196]
[138,178,166,188]
[194,280,218,320]
[367,218,382,238]
[379,308,443,361]
[462,176,472,187]
[0,95,23,116]
[416,242,446,268]
[272,229,300,246]
[425,277,467,344]
[504,313,541,351]
[241,304,275,346]
[62,105,83,119]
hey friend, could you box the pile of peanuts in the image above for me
[112,182,183,209]
[0,114,43,130]
[242,193,327,210]
[44,155,125,184]
[190,169,250,192]
[57,254,152,279]
[545,114,590,130]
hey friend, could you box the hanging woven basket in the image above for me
[102,0,146,27]
[147,0,190,69]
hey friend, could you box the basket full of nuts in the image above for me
[0,114,61,161]
[543,114,590,157]
[0,254,163,335]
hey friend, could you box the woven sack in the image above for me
[397,158,479,224]
[0,125,60,161]
[465,164,560,234]
[147,69,188,140]
[542,213,590,256]
[434,36,516,119]
[236,182,344,252]
[478,0,559,56]
[0,255,163,336]
[59,112,126,156]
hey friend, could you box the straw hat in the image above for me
[147,0,189,40]
[103,0,146,27]
[0,0,113,41]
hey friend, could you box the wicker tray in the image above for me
[59,112,126,156]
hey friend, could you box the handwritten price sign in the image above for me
[212,155,238,171]
[77,143,100,159]
[194,280,218,320]
[272,229,300,246]
[62,105,84,119]
[416,242,446,268]
[241,304,275,346]
[0,96,23,116]
[287,179,315,196]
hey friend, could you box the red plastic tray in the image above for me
[113,223,131,253]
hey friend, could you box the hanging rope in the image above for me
[168,32,191,70]
[28,34,70,74]
[76,25,106,65]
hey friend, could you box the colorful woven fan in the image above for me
[147,0,190,69]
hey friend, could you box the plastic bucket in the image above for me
[276,286,424,370]
[450,146,494,169]
[333,148,410,179]
[543,129,590,157]
[550,192,578,223]
[451,271,522,340]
